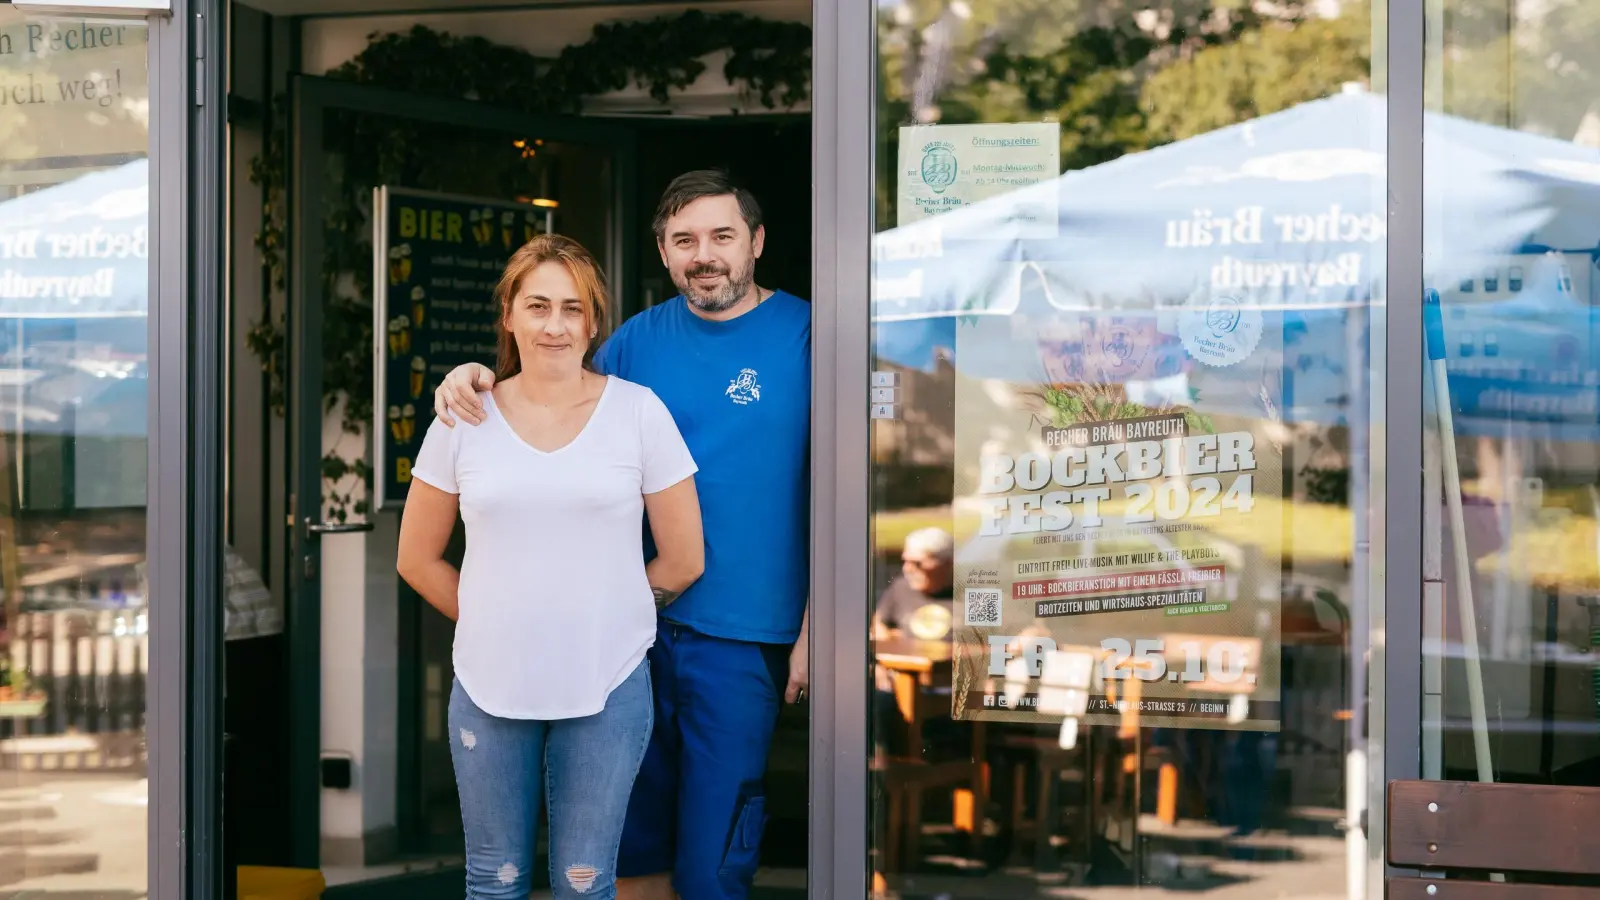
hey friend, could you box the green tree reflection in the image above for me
[875,0,1600,233]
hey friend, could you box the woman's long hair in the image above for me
[492,234,610,381]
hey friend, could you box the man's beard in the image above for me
[676,258,755,313]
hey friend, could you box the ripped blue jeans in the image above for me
[449,661,652,898]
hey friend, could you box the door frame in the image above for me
[1382,0,1426,884]
[286,75,640,867]
[810,0,871,895]
[147,0,228,897]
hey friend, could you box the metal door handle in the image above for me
[306,520,375,535]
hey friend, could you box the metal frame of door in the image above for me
[146,0,228,897]
[1382,0,1426,887]
[285,75,639,869]
[810,0,871,894]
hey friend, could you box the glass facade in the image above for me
[866,0,1382,894]
[0,6,150,896]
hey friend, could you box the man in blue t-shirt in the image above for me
[433,170,810,900]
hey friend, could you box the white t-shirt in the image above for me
[410,375,697,720]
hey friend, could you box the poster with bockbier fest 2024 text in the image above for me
[948,303,1285,734]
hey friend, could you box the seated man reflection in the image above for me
[873,527,958,759]
[874,526,955,640]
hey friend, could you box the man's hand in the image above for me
[433,362,496,427]
[785,625,809,704]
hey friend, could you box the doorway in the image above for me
[285,77,637,879]
[221,3,815,896]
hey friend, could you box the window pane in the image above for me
[868,1,1382,895]
[1421,0,1600,790]
[0,8,150,896]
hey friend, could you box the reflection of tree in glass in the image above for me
[1140,1,1372,143]
[1430,0,1600,137]
[873,0,1394,229]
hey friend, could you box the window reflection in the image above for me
[870,1,1379,896]
[1422,1,1600,790]
[0,9,150,896]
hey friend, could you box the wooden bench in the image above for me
[1387,780,1600,899]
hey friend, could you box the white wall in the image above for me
[319,410,401,863]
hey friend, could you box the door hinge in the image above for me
[193,12,206,107]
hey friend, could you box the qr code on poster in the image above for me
[964,588,1002,626]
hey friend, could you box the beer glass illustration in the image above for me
[411,286,426,327]
[388,315,411,355]
[473,208,495,246]
[388,405,404,441]
[387,246,405,286]
[398,244,412,283]
[501,211,516,250]
[410,357,426,399]
[400,403,417,443]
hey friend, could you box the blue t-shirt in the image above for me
[593,291,811,644]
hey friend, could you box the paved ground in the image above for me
[0,771,147,898]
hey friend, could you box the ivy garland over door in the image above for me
[247,12,811,520]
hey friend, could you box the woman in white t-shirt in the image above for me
[397,234,702,899]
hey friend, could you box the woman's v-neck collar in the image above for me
[485,374,614,456]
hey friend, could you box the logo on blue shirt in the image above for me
[725,368,762,405]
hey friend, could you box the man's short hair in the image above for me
[652,169,764,242]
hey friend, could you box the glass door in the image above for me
[284,77,636,884]
[863,1,1385,896]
